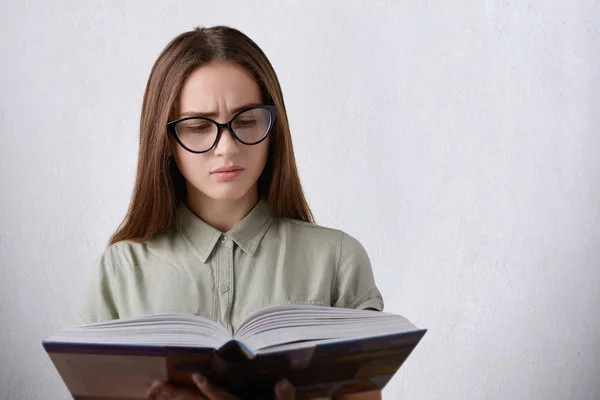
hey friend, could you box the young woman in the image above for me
[78,25,383,400]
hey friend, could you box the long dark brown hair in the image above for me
[109,26,314,245]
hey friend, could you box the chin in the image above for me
[201,185,254,202]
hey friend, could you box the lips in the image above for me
[211,166,244,181]
[211,165,244,174]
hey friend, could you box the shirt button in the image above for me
[219,235,229,244]
[220,284,229,293]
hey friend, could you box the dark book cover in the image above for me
[43,329,426,399]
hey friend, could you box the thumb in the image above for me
[274,379,295,400]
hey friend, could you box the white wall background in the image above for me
[1,1,599,399]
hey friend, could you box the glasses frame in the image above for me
[167,105,278,154]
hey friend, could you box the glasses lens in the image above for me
[175,119,218,152]
[231,108,272,144]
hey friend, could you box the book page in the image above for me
[233,305,418,352]
[46,313,232,348]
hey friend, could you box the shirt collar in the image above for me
[177,198,273,263]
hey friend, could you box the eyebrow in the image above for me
[179,103,262,118]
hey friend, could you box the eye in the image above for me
[180,122,212,134]
[235,119,257,127]
[193,123,211,131]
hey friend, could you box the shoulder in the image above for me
[283,218,341,233]
[100,229,178,272]
[286,220,382,310]
[278,218,342,242]
[275,218,368,259]
[104,239,145,265]
[86,241,141,280]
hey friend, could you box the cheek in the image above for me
[172,147,208,180]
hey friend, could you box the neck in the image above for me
[185,186,260,232]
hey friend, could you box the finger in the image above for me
[274,379,295,400]
[146,380,169,398]
[337,389,382,400]
[148,382,205,400]
[169,386,206,400]
[192,374,237,400]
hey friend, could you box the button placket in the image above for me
[215,233,234,334]
[223,242,235,335]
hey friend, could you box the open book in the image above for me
[43,304,426,399]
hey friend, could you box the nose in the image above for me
[213,127,240,156]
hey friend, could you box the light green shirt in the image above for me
[77,199,384,334]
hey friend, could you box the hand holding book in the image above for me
[147,374,296,399]
[147,373,381,399]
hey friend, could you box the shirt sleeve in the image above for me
[74,249,120,325]
[332,231,384,311]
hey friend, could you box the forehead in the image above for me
[178,62,262,112]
